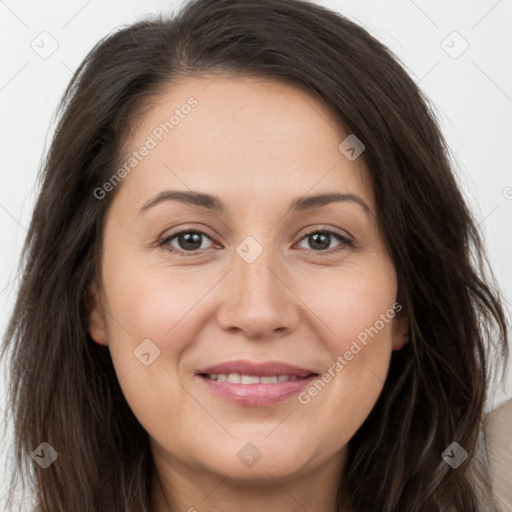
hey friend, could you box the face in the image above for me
[88,75,408,489]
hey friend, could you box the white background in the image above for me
[1,0,511,506]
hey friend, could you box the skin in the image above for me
[88,75,408,512]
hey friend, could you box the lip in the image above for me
[195,359,316,378]
[195,359,318,407]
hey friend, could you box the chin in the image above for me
[198,439,316,482]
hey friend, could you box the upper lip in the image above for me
[196,359,317,378]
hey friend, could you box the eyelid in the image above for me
[157,225,218,254]
[292,228,354,254]
[294,224,353,244]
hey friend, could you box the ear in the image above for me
[87,280,108,346]
[391,302,409,351]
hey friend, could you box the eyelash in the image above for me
[157,227,354,256]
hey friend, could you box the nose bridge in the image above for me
[234,233,283,312]
[236,235,277,297]
[216,233,298,338]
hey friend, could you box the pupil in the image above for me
[179,232,202,250]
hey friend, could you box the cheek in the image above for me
[99,260,197,435]
[97,254,199,397]
[296,326,393,462]
[297,255,398,346]
[294,261,397,441]
[104,255,212,344]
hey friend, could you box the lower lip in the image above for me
[196,375,317,406]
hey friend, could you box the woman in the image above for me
[1,0,509,510]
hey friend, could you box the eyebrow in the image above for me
[139,190,371,216]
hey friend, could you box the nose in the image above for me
[215,243,300,340]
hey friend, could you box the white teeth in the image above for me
[241,375,261,384]
[206,373,301,384]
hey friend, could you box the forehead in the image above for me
[116,74,374,214]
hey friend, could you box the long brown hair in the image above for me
[1,0,509,510]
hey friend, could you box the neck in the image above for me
[150,448,350,512]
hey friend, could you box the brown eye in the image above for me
[296,230,353,252]
[159,230,215,253]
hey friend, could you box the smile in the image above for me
[195,360,319,407]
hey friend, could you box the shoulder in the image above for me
[484,398,512,512]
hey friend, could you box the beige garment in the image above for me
[484,398,512,512]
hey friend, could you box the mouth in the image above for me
[200,373,307,383]
[195,360,319,406]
